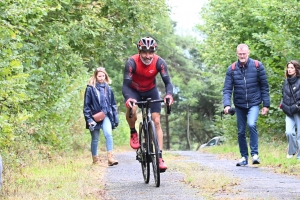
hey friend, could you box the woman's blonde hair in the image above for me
[88,67,112,87]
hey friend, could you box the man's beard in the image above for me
[140,55,153,65]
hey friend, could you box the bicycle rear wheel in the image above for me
[139,122,150,184]
[148,121,160,187]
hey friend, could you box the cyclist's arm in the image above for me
[122,58,136,101]
[157,57,173,95]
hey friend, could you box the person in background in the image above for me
[223,44,270,166]
[122,36,174,170]
[281,60,300,160]
[83,67,119,166]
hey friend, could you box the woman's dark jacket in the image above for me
[83,83,119,130]
[223,58,270,109]
[281,76,300,116]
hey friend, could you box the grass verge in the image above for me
[200,140,300,177]
[163,152,240,199]
[1,150,109,200]
[0,111,130,199]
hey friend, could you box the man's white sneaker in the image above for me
[252,154,260,164]
[286,154,293,159]
[236,157,248,166]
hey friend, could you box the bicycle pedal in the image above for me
[160,169,166,173]
[136,149,144,162]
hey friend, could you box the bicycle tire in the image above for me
[139,122,150,184]
[148,121,160,187]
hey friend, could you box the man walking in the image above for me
[223,44,270,166]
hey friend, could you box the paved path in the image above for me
[103,151,300,200]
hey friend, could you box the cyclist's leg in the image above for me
[125,88,141,125]
[152,112,162,150]
[144,87,167,170]
[151,111,167,170]
[146,87,162,150]
[126,105,138,128]
[125,89,141,149]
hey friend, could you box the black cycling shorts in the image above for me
[128,87,161,113]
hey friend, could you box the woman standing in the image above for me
[83,67,119,166]
[281,60,300,159]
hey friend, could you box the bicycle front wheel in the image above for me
[139,122,150,184]
[148,121,160,187]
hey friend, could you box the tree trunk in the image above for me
[186,106,191,150]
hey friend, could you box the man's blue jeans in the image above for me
[235,106,259,159]
[90,116,113,156]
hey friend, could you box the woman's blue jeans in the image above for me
[235,106,259,159]
[90,117,113,156]
[285,114,300,159]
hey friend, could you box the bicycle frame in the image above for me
[130,97,171,187]
[139,99,156,157]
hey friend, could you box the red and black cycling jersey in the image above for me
[122,54,173,100]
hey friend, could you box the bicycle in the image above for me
[129,97,171,187]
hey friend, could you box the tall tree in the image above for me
[196,0,300,141]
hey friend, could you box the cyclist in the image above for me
[122,36,174,170]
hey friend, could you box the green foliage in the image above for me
[165,35,223,149]
[4,0,297,175]
[0,1,173,191]
[196,0,300,141]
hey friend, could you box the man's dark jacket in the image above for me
[223,58,270,109]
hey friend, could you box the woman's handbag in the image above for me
[92,111,106,122]
[288,83,300,113]
[91,86,107,122]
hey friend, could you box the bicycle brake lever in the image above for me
[166,98,171,114]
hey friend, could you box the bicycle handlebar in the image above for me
[129,98,171,118]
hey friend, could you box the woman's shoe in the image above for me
[92,156,101,164]
[107,151,118,166]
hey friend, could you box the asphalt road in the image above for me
[103,151,300,200]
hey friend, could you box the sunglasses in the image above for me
[140,46,155,52]
[97,67,106,71]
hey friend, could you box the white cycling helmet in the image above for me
[137,36,157,52]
